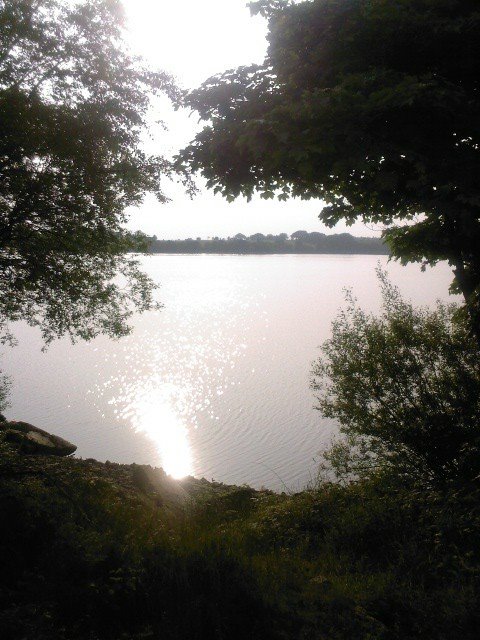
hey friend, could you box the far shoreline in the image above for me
[140,251,390,256]
[130,231,389,256]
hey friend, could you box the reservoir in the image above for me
[1,254,456,490]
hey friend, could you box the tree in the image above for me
[311,270,480,485]
[0,0,179,344]
[179,0,480,339]
[291,230,309,240]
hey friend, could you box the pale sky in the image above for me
[122,0,379,239]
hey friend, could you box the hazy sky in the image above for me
[122,0,379,239]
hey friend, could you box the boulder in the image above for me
[0,421,77,456]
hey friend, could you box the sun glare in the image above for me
[121,0,267,88]
[129,384,193,479]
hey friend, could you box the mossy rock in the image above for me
[0,420,76,456]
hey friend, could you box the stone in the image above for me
[0,420,77,456]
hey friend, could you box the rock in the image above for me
[0,420,77,456]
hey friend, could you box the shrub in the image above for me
[312,268,480,485]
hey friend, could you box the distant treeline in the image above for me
[132,231,389,255]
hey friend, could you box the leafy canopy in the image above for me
[179,0,480,335]
[0,0,178,344]
[312,270,480,485]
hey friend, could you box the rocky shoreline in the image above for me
[0,417,265,517]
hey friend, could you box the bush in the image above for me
[311,268,480,485]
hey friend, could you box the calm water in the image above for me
[1,255,456,490]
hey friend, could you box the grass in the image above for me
[1,440,479,639]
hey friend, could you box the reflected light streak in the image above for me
[128,385,193,479]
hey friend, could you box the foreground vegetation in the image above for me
[1,439,479,640]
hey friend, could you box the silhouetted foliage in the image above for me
[179,0,480,339]
[312,270,480,485]
[0,0,180,344]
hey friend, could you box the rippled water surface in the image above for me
[2,255,456,490]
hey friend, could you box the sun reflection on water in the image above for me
[93,267,258,481]
[122,384,193,479]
